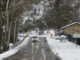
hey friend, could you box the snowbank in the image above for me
[18,37,25,41]
[0,37,29,60]
[47,37,80,60]
[18,33,26,37]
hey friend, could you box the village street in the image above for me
[3,37,61,60]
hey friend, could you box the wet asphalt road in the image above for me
[4,37,61,60]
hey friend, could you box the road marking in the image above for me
[37,42,39,48]
[32,55,35,60]
[32,42,34,47]
[41,49,46,60]
[32,42,34,54]
[32,42,39,60]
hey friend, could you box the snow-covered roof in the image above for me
[62,22,80,29]
[60,35,66,38]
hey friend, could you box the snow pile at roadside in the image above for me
[47,38,80,60]
[18,33,26,37]
[0,37,29,60]
[18,37,25,41]
[18,33,27,41]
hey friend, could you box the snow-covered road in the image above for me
[1,30,80,60]
[3,37,61,60]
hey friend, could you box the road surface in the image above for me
[4,37,61,60]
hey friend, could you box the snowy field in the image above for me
[47,37,80,60]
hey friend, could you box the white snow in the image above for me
[0,37,29,60]
[43,29,55,38]
[18,33,27,41]
[49,29,55,38]
[46,32,80,60]
[9,43,13,47]
[21,0,51,25]
[32,1,44,20]
[1,29,80,60]
[73,33,80,38]
[2,25,5,33]
[60,35,66,38]
[18,33,26,37]
[18,37,25,41]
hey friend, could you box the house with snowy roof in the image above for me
[61,22,80,37]
[61,22,80,45]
